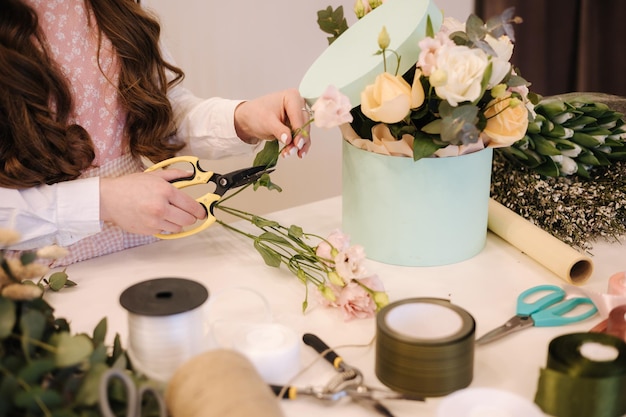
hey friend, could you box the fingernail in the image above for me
[280,133,289,144]
[296,138,305,150]
[288,147,298,157]
[301,150,307,158]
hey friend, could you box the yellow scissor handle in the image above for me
[145,156,220,239]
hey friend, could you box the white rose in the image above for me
[434,45,489,106]
[485,35,513,87]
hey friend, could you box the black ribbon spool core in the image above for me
[119,277,209,316]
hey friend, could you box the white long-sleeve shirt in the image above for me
[1,0,258,264]
[0,90,255,252]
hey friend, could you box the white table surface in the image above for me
[44,196,625,417]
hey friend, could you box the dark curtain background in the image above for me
[475,0,626,97]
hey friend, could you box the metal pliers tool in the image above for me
[271,333,423,417]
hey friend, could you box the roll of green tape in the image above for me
[375,298,475,397]
[535,332,626,417]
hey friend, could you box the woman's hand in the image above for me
[99,170,207,235]
[234,88,311,158]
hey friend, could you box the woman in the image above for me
[0,0,311,265]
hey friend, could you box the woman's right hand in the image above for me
[99,170,207,236]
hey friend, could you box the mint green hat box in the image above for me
[342,142,493,266]
[299,0,494,266]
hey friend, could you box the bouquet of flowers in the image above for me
[316,1,626,176]
[325,5,536,161]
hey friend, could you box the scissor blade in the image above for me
[215,166,274,195]
[475,315,534,345]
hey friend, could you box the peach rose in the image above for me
[360,71,424,124]
[482,93,529,147]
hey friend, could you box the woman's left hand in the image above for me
[233,88,311,158]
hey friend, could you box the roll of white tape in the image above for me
[232,323,301,385]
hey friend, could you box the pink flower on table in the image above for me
[311,85,353,128]
[337,275,386,320]
[334,244,367,281]
[315,229,351,261]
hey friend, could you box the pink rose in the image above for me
[311,85,353,128]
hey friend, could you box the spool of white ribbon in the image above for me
[120,278,210,383]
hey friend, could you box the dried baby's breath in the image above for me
[491,151,626,252]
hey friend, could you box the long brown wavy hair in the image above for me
[0,0,185,189]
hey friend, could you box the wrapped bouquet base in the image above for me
[342,140,493,266]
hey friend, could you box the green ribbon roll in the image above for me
[375,298,475,397]
[534,332,626,417]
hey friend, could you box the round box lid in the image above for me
[299,0,443,108]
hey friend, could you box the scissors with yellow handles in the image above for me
[145,156,272,239]
[475,284,598,345]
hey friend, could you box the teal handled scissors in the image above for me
[145,156,272,239]
[98,368,167,417]
[475,284,598,345]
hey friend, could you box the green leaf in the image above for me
[252,172,282,193]
[253,140,279,168]
[533,159,560,177]
[74,363,109,407]
[17,358,56,384]
[288,225,304,239]
[89,343,108,366]
[531,135,562,156]
[426,15,434,37]
[15,387,63,411]
[0,297,16,340]
[256,232,290,245]
[19,251,37,266]
[20,309,47,358]
[576,150,602,166]
[253,241,282,268]
[413,133,441,161]
[251,216,279,229]
[316,6,349,44]
[570,132,602,147]
[48,271,68,291]
[54,332,93,368]
[92,318,107,346]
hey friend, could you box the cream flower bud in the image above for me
[373,291,390,310]
[2,283,43,301]
[327,271,346,287]
[490,84,507,98]
[429,69,447,87]
[354,0,367,19]
[319,285,337,302]
[36,245,69,260]
[378,26,390,50]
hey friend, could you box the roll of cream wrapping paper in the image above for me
[488,199,593,284]
[165,349,285,417]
